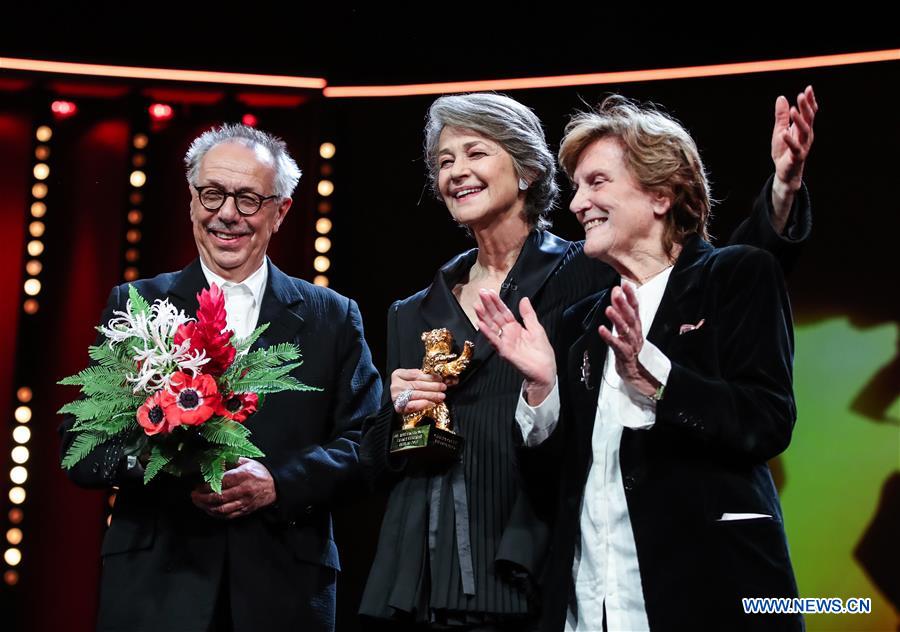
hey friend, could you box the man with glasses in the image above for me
[61,124,381,631]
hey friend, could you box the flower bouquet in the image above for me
[60,283,318,492]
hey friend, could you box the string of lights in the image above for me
[3,112,58,586]
[313,142,335,287]
[124,126,149,284]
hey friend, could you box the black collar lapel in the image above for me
[254,259,305,350]
[167,258,208,316]
[420,247,478,340]
[646,235,713,349]
[501,231,569,319]
[567,290,611,422]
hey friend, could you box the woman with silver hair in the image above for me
[359,89,815,630]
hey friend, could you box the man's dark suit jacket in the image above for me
[60,258,381,631]
[532,235,803,631]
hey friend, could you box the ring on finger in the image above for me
[497,327,503,338]
[394,388,413,412]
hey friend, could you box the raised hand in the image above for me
[771,85,818,231]
[598,285,659,398]
[475,289,556,405]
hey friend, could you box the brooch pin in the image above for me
[580,350,593,390]
[679,318,705,335]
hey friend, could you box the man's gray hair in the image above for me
[184,123,302,198]
[424,93,558,231]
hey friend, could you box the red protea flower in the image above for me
[163,371,221,426]
[137,391,175,436]
[174,283,236,377]
[215,392,259,423]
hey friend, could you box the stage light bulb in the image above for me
[314,256,331,272]
[13,427,30,444]
[4,548,21,566]
[317,180,334,197]
[10,467,27,485]
[319,143,336,159]
[315,237,331,253]
[9,487,26,504]
[24,279,41,296]
[11,448,29,465]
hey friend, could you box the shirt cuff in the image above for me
[638,339,671,385]
[617,341,671,430]
[515,377,560,447]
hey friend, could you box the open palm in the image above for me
[474,289,556,388]
[772,85,817,189]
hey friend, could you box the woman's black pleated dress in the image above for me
[359,230,614,628]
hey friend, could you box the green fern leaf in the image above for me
[127,284,150,316]
[143,446,172,484]
[232,322,270,355]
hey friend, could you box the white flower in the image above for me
[101,296,210,393]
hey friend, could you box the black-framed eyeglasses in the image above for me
[193,185,279,216]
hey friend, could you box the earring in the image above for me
[518,177,528,191]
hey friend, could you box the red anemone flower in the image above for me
[137,391,175,436]
[163,371,221,426]
[215,392,259,423]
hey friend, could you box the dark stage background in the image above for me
[0,25,897,631]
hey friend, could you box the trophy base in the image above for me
[390,424,464,468]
